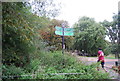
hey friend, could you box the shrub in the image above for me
[35,51,110,79]
[2,65,25,79]
[23,58,41,73]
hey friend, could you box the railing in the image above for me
[2,73,83,79]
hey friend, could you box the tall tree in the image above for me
[2,1,61,67]
[118,11,120,57]
[100,14,120,55]
[2,2,33,67]
[73,16,109,56]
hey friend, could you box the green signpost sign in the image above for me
[55,26,74,36]
[55,31,74,36]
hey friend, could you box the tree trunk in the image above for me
[117,5,120,58]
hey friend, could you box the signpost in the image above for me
[55,25,74,55]
[55,24,74,67]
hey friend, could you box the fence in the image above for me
[2,73,83,79]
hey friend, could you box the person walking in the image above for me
[97,48,107,72]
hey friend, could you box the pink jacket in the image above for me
[98,50,104,62]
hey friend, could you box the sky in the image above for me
[55,0,119,27]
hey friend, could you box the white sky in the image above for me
[55,0,119,27]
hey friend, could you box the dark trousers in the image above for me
[97,60,105,68]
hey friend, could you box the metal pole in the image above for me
[62,23,65,67]
[62,23,65,54]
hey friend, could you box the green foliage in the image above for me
[34,51,110,79]
[2,51,110,79]
[2,65,25,76]
[2,2,35,67]
[100,13,120,54]
[73,16,109,56]
[2,2,56,78]
[2,2,50,66]
[24,59,41,73]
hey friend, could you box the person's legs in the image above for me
[101,62,107,72]
[101,62,104,68]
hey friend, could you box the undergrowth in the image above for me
[3,51,110,79]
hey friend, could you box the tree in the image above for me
[118,11,120,57]
[73,16,109,56]
[2,1,61,67]
[28,0,61,18]
[100,14,120,56]
[2,2,33,67]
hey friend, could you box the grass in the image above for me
[105,54,116,59]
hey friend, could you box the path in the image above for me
[77,56,120,79]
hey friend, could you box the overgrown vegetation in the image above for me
[35,51,109,79]
[3,51,110,79]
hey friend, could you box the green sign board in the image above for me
[55,31,74,36]
[55,26,74,36]
[55,26,74,32]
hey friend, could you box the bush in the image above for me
[2,51,110,79]
[24,59,41,73]
[2,65,25,79]
[35,51,110,79]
